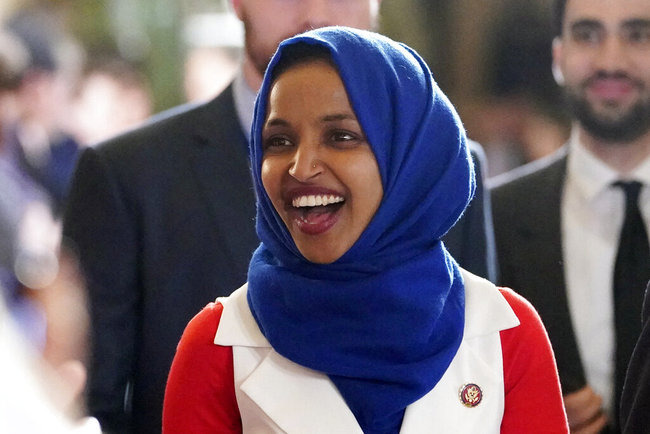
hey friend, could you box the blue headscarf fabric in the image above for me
[247,27,475,433]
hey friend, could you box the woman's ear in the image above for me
[551,37,565,86]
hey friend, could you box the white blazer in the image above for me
[215,269,519,433]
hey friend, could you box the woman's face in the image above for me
[261,59,383,264]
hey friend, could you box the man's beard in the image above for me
[564,73,650,143]
[240,11,379,79]
[242,26,274,77]
[241,18,311,78]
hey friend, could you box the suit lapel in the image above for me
[401,340,504,434]
[508,150,587,393]
[401,271,517,433]
[240,350,363,434]
[517,152,567,298]
[217,286,362,433]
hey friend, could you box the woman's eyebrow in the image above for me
[321,113,356,123]
[264,117,290,128]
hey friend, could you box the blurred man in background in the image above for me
[4,7,83,216]
[69,56,153,146]
[491,0,650,431]
[1,24,96,434]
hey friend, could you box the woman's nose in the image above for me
[288,146,322,181]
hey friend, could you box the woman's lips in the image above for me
[294,206,341,235]
[286,193,345,236]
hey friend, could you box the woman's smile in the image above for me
[261,59,383,263]
[285,189,346,235]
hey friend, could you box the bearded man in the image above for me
[491,0,650,433]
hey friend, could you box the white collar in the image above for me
[232,72,257,143]
[214,271,517,434]
[214,282,269,347]
[567,128,650,202]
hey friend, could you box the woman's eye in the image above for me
[263,136,292,149]
[327,129,367,150]
[330,131,357,142]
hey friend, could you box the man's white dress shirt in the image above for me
[562,130,650,413]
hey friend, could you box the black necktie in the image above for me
[613,181,650,426]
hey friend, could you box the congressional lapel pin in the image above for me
[459,383,483,408]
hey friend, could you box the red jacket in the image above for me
[164,271,568,433]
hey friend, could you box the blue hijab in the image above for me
[247,27,475,433]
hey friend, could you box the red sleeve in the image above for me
[498,287,569,434]
[162,302,242,433]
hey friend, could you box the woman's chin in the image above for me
[295,240,346,265]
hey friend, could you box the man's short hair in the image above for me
[553,0,567,37]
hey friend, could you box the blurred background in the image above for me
[1,0,570,176]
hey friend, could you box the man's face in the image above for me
[232,0,380,77]
[553,0,650,142]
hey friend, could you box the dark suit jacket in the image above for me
[620,282,650,433]
[490,146,588,396]
[63,86,258,434]
[63,83,495,434]
[446,140,498,283]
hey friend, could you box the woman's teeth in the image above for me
[292,194,344,208]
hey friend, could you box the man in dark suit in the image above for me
[491,0,650,432]
[620,282,650,433]
[63,1,496,433]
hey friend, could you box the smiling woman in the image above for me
[261,56,383,264]
[162,27,569,433]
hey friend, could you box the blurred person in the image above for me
[0,247,100,434]
[0,26,58,346]
[4,6,84,215]
[183,46,240,103]
[0,14,81,359]
[0,27,31,272]
[2,39,95,425]
[475,2,568,178]
[471,98,568,178]
[63,1,495,432]
[69,56,153,146]
[1,27,92,430]
[0,287,99,434]
[0,27,27,126]
[491,0,650,432]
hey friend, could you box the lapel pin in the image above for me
[459,383,483,408]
